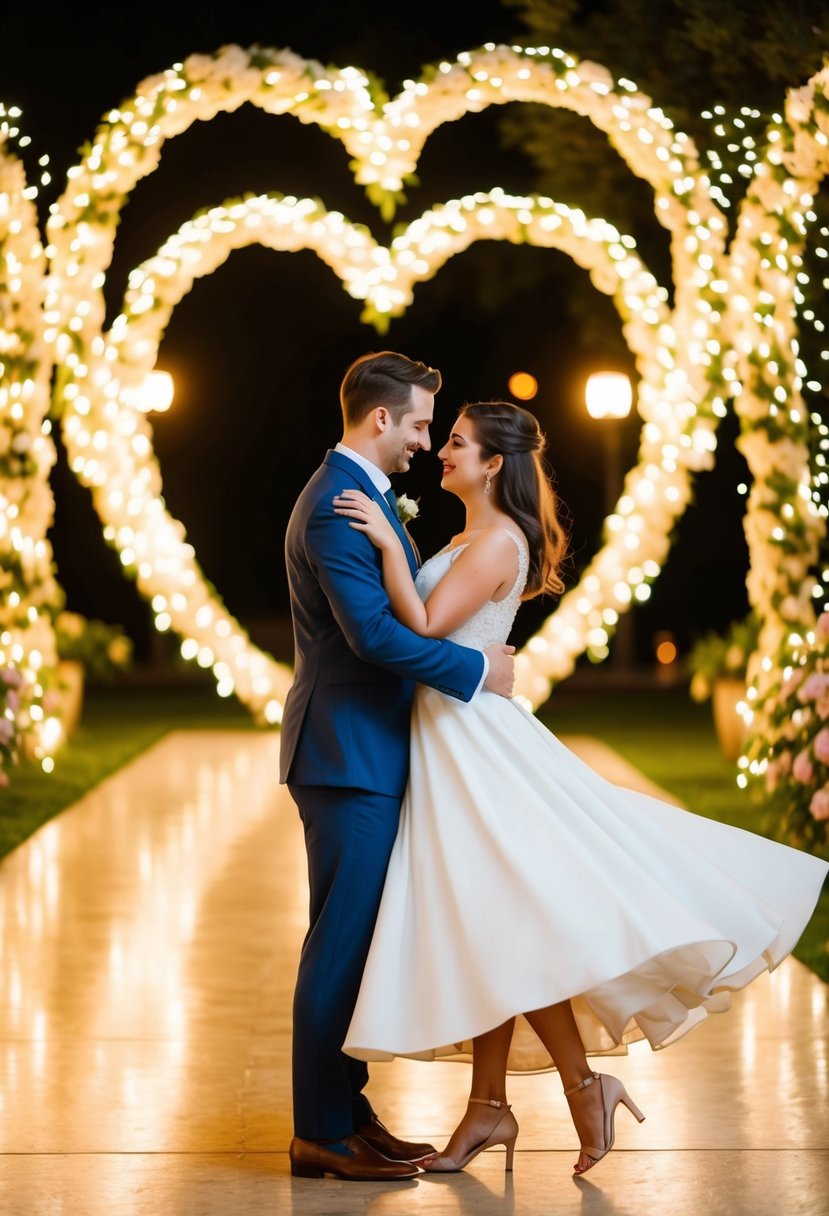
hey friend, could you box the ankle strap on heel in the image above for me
[564,1072,600,1097]
[468,1096,510,1109]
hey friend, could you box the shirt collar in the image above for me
[334,442,392,495]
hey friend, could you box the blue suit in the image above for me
[282,449,484,1138]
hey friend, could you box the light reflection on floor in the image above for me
[0,730,826,1215]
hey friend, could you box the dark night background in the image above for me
[1,0,754,666]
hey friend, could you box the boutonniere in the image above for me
[396,494,420,525]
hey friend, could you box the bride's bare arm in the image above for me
[333,489,518,638]
[333,489,429,631]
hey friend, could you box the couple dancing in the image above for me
[281,350,828,1183]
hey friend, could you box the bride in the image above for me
[332,400,828,1176]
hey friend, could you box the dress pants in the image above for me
[289,784,401,1139]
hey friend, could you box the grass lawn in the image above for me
[1,680,826,981]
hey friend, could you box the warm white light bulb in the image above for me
[585,372,633,419]
[136,370,174,413]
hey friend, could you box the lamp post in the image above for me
[585,372,635,671]
[585,372,632,517]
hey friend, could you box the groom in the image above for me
[281,351,515,1181]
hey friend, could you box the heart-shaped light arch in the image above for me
[43,43,732,718]
[75,187,688,715]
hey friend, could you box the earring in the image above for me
[484,473,492,495]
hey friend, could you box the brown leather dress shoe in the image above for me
[356,1112,437,1162]
[289,1134,421,1180]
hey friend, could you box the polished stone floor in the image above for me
[0,730,826,1216]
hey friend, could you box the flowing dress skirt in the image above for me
[344,686,828,1071]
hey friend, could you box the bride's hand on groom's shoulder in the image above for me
[333,489,397,551]
[484,644,516,698]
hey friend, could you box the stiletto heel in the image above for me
[423,1097,519,1173]
[620,1089,646,1124]
[564,1071,645,1175]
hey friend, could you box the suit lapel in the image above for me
[324,450,419,575]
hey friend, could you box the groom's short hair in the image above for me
[340,351,442,426]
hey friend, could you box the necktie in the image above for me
[383,486,420,567]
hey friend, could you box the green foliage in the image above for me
[686,614,760,701]
[503,1,829,111]
[743,618,829,857]
[498,0,829,358]
[51,611,132,681]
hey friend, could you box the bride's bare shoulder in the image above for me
[462,527,524,560]
[472,523,525,546]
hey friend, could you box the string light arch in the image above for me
[0,43,827,774]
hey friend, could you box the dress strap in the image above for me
[497,529,529,599]
[501,529,529,574]
[500,529,528,557]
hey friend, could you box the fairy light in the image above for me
[2,43,826,782]
[0,119,61,778]
[33,42,736,716]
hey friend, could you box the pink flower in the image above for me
[792,748,814,784]
[815,728,829,765]
[0,718,13,745]
[0,771,8,787]
[0,668,22,689]
[779,750,793,773]
[817,613,829,643]
[780,669,805,699]
[765,760,780,792]
[798,672,829,703]
[809,787,829,821]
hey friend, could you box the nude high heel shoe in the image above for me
[564,1071,645,1175]
[421,1097,519,1173]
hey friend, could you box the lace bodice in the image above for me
[413,529,529,650]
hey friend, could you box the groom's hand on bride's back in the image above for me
[483,645,516,698]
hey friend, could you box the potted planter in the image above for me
[712,676,748,761]
[688,615,759,760]
[55,658,85,737]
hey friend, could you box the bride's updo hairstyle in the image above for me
[459,401,569,598]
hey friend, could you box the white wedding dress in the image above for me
[344,532,828,1072]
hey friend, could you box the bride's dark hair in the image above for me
[459,401,569,599]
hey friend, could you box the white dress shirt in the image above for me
[334,442,392,495]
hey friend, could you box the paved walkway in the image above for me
[0,731,826,1215]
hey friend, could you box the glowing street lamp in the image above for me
[136,369,175,413]
[585,371,632,421]
[508,371,538,401]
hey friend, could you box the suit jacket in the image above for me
[280,449,485,795]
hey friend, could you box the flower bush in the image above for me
[743,611,829,856]
[687,614,761,702]
[0,666,23,785]
[52,610,132,681]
